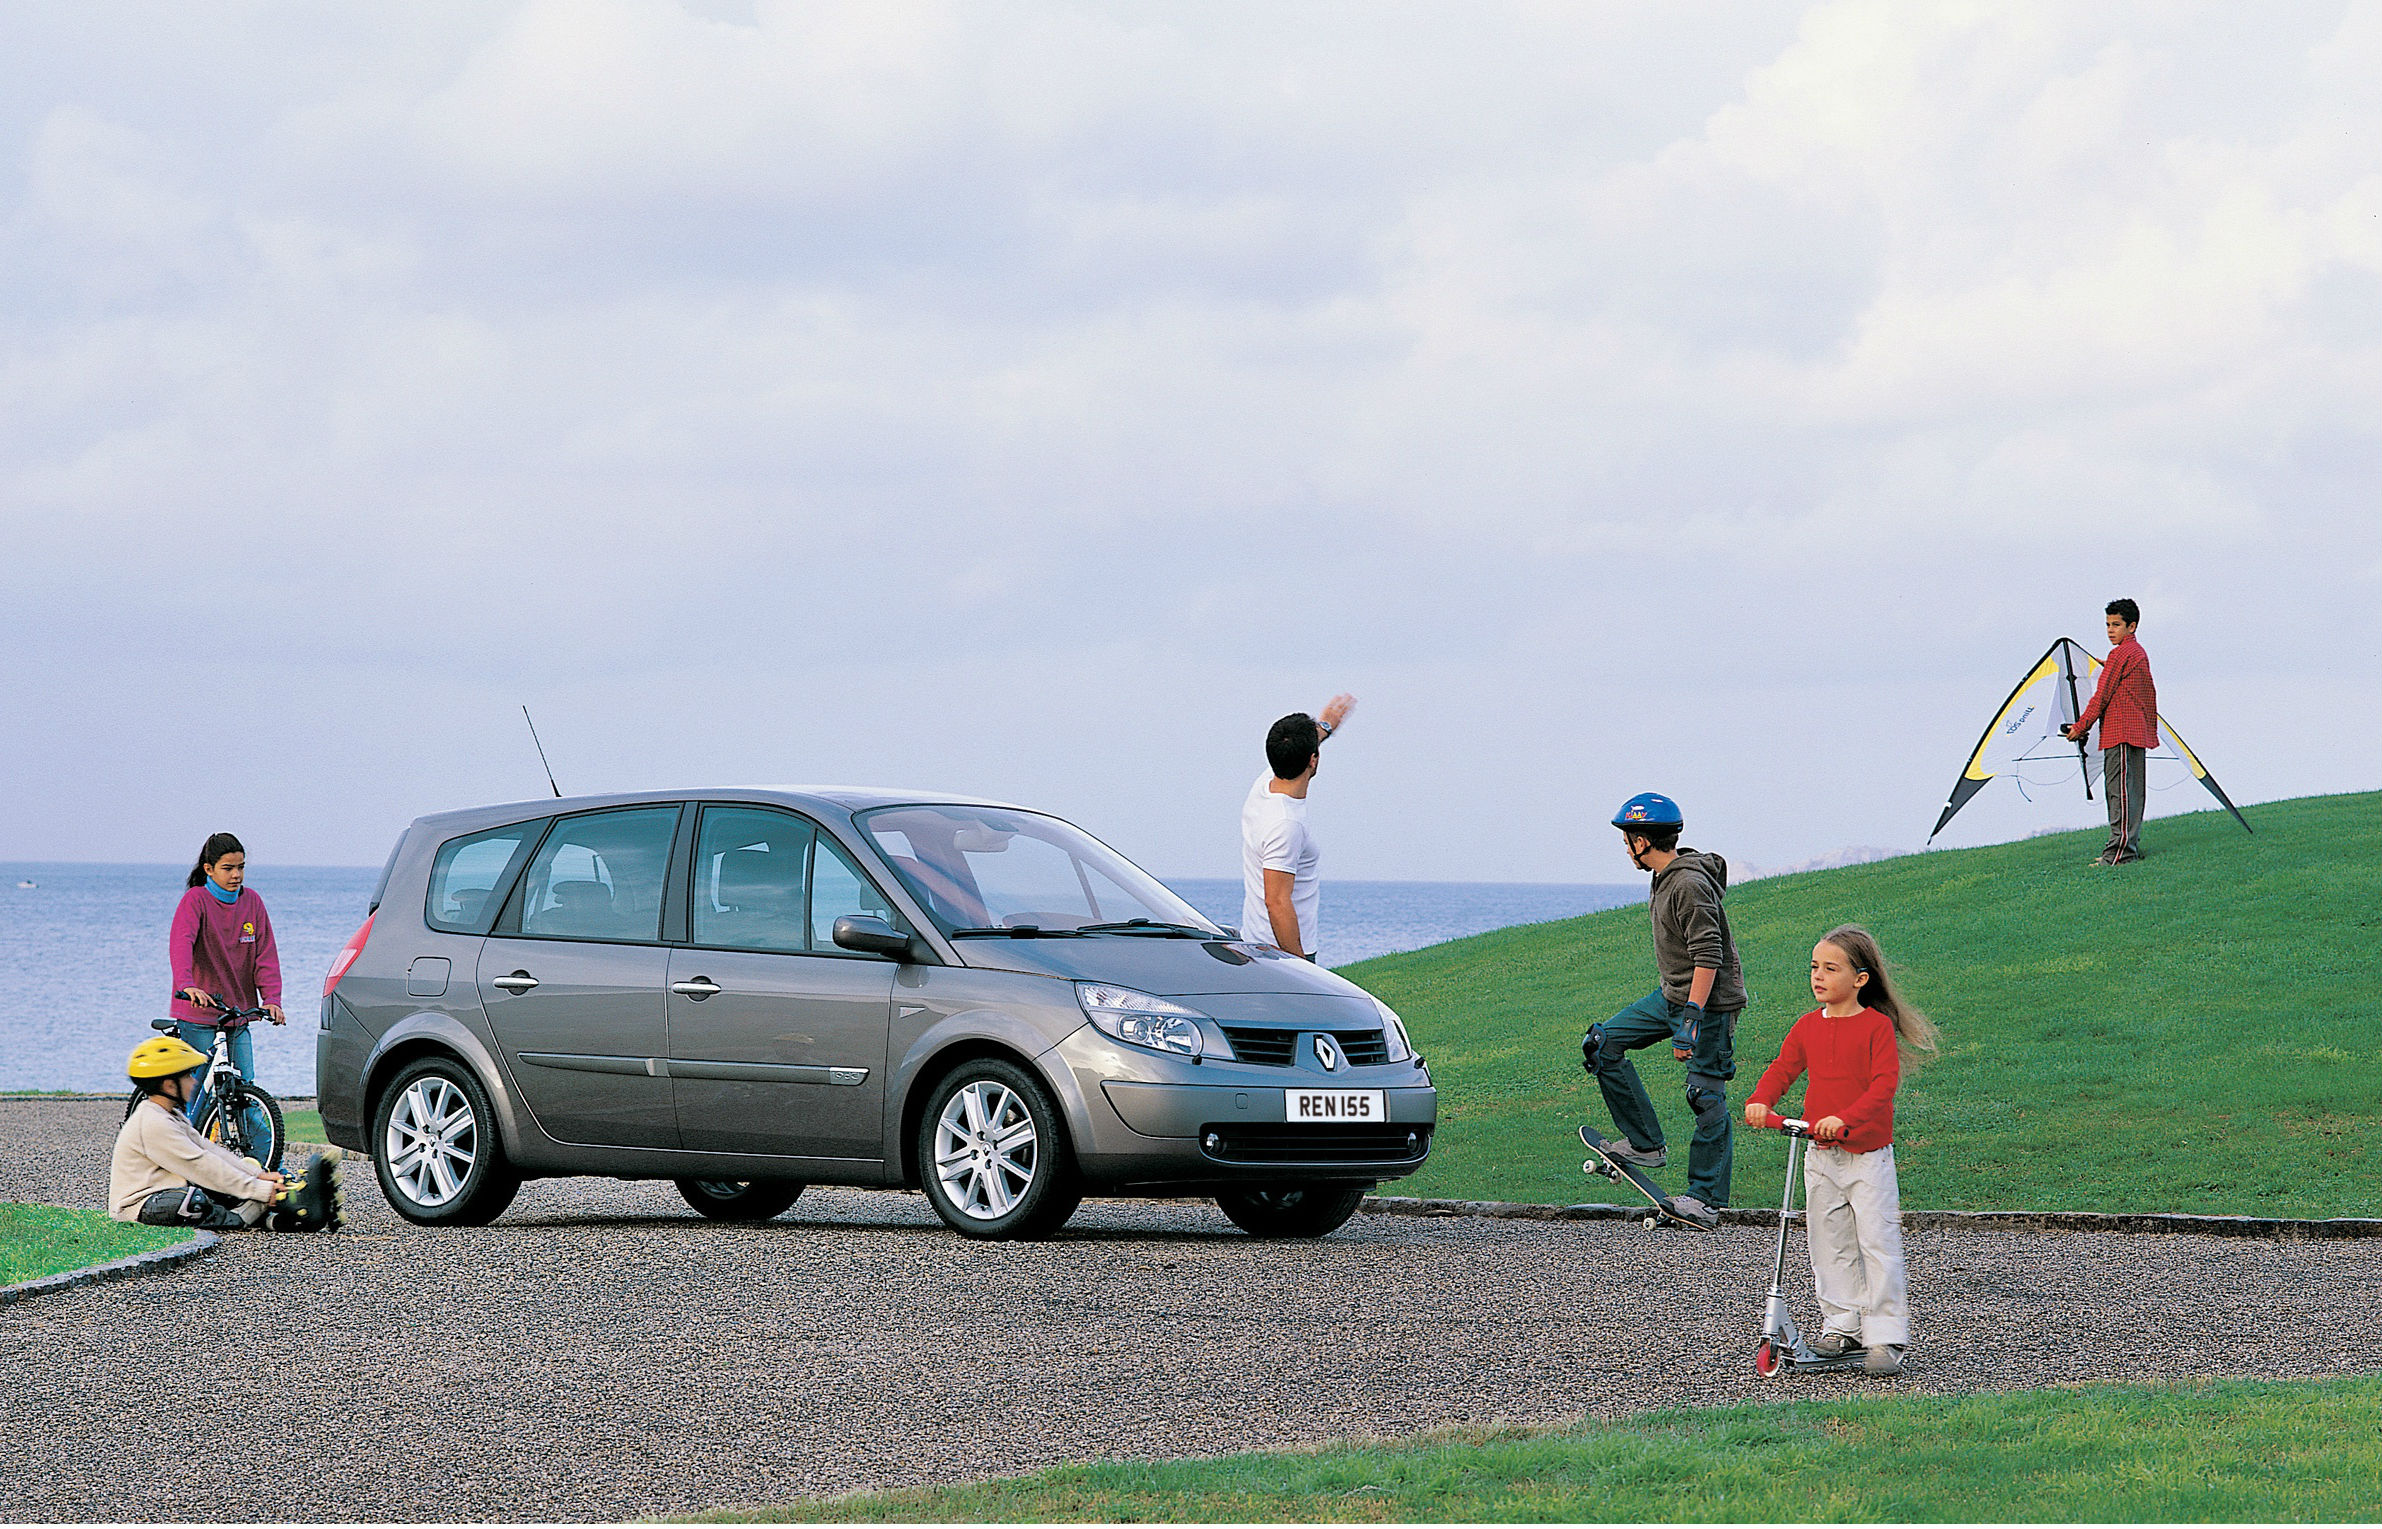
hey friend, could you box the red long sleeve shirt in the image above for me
[168,886,282,1023]
[1747,1006,1901,1154]
[2073,636,2159,751]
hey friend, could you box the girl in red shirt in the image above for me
[1745,924,1939,1375]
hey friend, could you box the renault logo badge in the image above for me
[1313,1034,1342,1072]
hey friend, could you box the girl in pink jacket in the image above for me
[168,832,284,1127]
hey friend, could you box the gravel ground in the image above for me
[5,1097,2377,1522]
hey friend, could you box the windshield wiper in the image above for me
[948,925,1086,938]
[1076,920,1218,938]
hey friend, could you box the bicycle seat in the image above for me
[150,1017,177,1034]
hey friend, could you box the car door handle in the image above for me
[671,977,722,999]
[492,972,539,993]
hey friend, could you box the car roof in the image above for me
[408,785,1027,835]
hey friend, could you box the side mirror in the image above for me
[832,914,915,961]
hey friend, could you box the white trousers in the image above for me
[1803,1142,1909,1347]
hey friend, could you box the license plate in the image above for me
[1285,1088,1387,1123]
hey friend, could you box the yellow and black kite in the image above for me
[1928,637,2251,842]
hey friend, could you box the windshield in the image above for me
[856,805,1220,937]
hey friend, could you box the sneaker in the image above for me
[1864,1344,1905,1376]
[1667,1194,1719,1230]
[1811,1332,1860,1357]
[1602,1137,1668,1169]
[270,1150,344,1233]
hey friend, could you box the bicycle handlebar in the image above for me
[173,991,271,1026]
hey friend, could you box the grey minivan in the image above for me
[318,788,1436,1239]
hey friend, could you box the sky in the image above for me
[3,1,2376,882]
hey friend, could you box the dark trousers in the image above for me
[2101,744,2147,862]
[136,1187,252,1230]
[1587,990,1740,1206]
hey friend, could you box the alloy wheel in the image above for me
[385,1076,478,1207]
[933,1079,1039,1220]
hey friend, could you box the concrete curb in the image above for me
[1,1226,222,1307]
[1361,1195,2382,1240]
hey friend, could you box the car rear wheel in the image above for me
[373,1057,521,1227]
[918,1059,1080,1239]
[1215,1184,1367,1238]
[674,1178,804,1222]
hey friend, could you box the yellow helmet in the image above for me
[128,1036,208,1081]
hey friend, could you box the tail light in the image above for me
[324,911,375,997]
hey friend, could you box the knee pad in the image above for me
[1580,1024,1604,1073]
[140,1187,244,1230]
[1686,1081,1727,1123]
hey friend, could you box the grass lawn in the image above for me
[0,1202,191,1285]
[1348,791,2377,1216]
[283,1107,326,1144]
[684,1375,2382,1523]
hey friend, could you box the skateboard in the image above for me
[1578,1124,1713,1232]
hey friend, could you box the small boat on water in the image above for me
[14,880,32,889]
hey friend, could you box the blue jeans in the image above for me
[174,1020,271,1155]
[1586,990,1741,1207]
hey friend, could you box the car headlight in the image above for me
[1076,983,1207,1059]
[1374,998,1414,1062]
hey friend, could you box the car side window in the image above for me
[513,807,678,942]
[425,822,541,934]
[811,836,896,951]
[692,807,812,954]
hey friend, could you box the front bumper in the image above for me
[1053,1027,1437,1187]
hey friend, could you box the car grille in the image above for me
[1331,1029,1390,1065]
[1219,1026,1390,1066]
[1200,1123,1430,1165]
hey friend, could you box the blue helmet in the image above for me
[1611,792,1683,831]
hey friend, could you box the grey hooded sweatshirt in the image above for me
[1648,848,1748,1011]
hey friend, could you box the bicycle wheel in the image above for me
[195,1083,285,1173]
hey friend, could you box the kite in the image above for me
[1928,637,2252,843]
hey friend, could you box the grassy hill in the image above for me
[1347,791,2377,1217]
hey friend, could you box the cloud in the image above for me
[0,0,2373,874]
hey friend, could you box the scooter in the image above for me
[1751,1115,1866,1378]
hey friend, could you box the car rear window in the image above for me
[424,821,542,934]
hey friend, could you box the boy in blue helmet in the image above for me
[1581,792,1748,1229]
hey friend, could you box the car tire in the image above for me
[917,1057,1081,1240]
[1215,1184,1368,1238]
[674,1178,804,1222]
[372,1056,521,1227]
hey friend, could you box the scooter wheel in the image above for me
[1753,1340,1783,1379]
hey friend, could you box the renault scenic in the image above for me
[317,788,1437,1239]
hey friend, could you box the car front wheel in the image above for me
[918,1059,1080,1239]
[1216,1184,1367,1238]
[373,1057,521,1227]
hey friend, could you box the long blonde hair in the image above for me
[1819,923,1940,1061]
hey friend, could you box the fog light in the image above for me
[1406,1132,1420,1154]
[1203,1131,1223,1153]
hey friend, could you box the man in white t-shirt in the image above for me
[1239,694,1355,960]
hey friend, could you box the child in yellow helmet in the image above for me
[111,1037,341,1231]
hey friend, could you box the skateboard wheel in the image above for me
[1641,1216,1656,1229]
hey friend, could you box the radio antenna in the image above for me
[522,706,562,797]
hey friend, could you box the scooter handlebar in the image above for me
[1768,1116,1815,1138]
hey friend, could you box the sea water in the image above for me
[0,863,1639,1095]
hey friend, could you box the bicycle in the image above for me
[125,993,287,1173]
